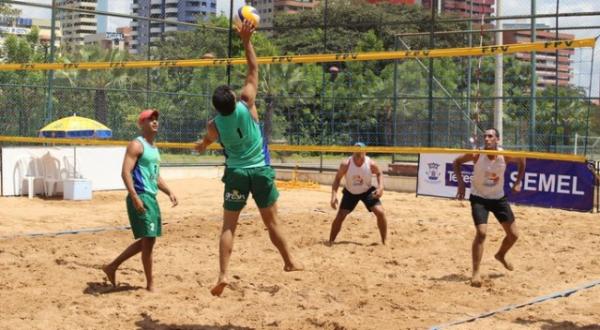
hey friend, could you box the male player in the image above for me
[453,128,525,287]
[195,21,303,297]
[103,109,178,292]
[329,142,388,245]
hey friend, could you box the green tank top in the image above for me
[132,136,160,195]
[214,101,269,168]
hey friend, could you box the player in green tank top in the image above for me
[195,21,303,297]
[103,109,178,292]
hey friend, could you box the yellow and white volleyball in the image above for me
[233,5,260,29]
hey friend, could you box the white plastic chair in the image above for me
[14,157,44,199]
[41,153,62,197]
[63,155,76,179]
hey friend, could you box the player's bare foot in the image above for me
[102,264,116,287]
[471,272,482,287]
[284,262,304,272]
[211,277,229,297]
[146,285,154,292]
[495,253,514,271]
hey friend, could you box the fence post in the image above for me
[392,36,399,162]
[44,0,57,124]
[553,0,560,152]
[427,0,436,147]
[319,0,329,173]
[494,0,504,142]
[584,44,595,156]
[226,0,233,85]
[529,0,537,151]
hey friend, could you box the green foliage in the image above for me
[0,4,21,19]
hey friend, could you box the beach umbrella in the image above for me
[39,114,112,177]
[39,114,112,139]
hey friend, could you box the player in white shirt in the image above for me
[454,128,526,287]
[329,142,388,245]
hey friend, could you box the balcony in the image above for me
[74,17,96,24]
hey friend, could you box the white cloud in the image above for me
[500,0,600,96]
[217,0,246,18]
[12,0,51,19]
[106,1,132,32]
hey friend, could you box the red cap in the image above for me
[138,109,159,125]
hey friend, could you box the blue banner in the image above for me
[441,159,595,212]
[419,154,596,212]
[505,159,594,212]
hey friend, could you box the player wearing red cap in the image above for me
[102,109,178,292]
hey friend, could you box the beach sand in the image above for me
[1,177,599,329]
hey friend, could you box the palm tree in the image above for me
[258,63,311,144]
[56,46,130,124]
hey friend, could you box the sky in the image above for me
[12,0,245,31]
[499,0,600,96]
[9,0,600,95]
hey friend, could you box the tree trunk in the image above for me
[264,94,274,144]
[562,120,571,146]
[383,103,393,145]
[94,89,108,124]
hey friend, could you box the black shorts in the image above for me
[469,194,515,226]
[340,187,382,212]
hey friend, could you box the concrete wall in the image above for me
[2,146,125,196]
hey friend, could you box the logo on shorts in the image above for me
[225,189,246,202]
[425,162,441,183]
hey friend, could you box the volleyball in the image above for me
[233,5,260,29]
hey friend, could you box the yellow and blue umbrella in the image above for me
[39,115,111,178]
[39,114,112,139]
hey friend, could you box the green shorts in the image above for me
[126,193,162,239]
[222,166,279,211]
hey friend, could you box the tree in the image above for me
[56,46,131,124]
[0,4,21,26]
[272,0,468,54]
[0,28,46,136]
[537,85,589,147]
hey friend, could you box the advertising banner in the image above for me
[417,153,594,212]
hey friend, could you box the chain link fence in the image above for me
[0,0,599,166]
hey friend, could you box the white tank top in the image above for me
[470,154,506,200]
[345,156,373,195]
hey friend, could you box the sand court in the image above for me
[1,177,599,329]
